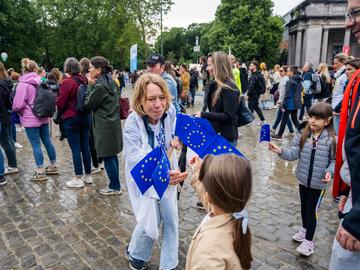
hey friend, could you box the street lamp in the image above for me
[160,0,163,56]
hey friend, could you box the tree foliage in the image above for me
[0,0,165,70]
[156,0,284,66]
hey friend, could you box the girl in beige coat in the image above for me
[186,154,253,270]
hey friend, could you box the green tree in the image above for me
[204,0,284,65]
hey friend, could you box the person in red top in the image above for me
[56,57,92,188]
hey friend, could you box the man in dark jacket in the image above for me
[329,1,360,268]
[246,61,265,124]
[271,66,301,140]
[236,60,248,94]
[200,55,210,112]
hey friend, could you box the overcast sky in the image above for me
[164,0,304,29]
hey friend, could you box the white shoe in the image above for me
[292,228,306,242]
[296,239,314,256]
[257,121,265,126]
[14,142,23,149]
[66,177,84,188]
[99,163,105,170]
[83,174,93,184]
[91,167,102,174]
[5,167,19,175]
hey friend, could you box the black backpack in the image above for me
[76,84,90,115]
[71,77,90,115]
[257,74,266,95]
[175,77,183,96]
[31,82,57,118]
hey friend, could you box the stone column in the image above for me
[321,28,329,63]
[295,30,303,66]
[287,34,292,65]
[303,26,323,67]
[344,29,351,47]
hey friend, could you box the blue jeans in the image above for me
[63,115,92,176]
[11,122,16,142]
[333,114,340,135]
[128,194,179,270]
[25,124,56,168]
[272,108,294,133]
[299,94,314,120]
[190,87,196,106]
[0,124,17,167]
[103,155,120,190]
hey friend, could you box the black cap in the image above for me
[146,53,165,65]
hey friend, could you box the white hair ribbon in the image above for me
[232,209,249,234]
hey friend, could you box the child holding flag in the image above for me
[269,102,336,256]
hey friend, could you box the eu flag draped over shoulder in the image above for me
[130,146,170,199]
[260,124,271,142]
[175,114,245,158]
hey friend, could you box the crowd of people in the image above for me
[1,1,360,269]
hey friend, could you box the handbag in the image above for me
[119,97,130,119]
[236,96,255,127]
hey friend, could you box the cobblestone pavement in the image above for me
[0,90,339,270]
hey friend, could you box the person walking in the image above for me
[246,61,266,125]
[56,57,92,188]
[83,56,123,195]
[12,58,58,180]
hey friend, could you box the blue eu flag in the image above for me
[260,123,271,142]
[175,114,216,156]
[130,146,170,198]
[151,148,171,199]
[202,135,245,158]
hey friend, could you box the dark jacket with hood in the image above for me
[0,78,13,126]
[83,74,123,157]
[56,74,87,120]
[343,89,360,241]
[201,80,239,142]
[282,74,302,110]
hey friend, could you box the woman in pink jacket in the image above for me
[12,58,58,181]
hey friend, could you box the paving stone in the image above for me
[34,243,53,257]
[21,228,38,239]
[21,254,36,269]
[14,244,33,258]
[42,253,61,268]
[0,254,19,270]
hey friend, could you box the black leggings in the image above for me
[248,96,265,121]
[299,184,325,241]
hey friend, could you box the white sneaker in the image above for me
[99,163,105,170]
[14,142,23,149]
[296,239,314,256]
[257,121,265,126]
[83,174,93,184]
[5,167,19,175]
[292,228,306,242]
[92,167,102,174]
[66,177,84,188]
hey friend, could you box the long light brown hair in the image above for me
[21,58,38,74]
[0,61,9,80]
[199,154,253,269]
[132,73,171,116]
[210,51,237,107]
[317,63,331,83]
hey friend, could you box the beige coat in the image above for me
[186,213,242,270]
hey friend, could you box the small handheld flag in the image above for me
[202,135,244,158]
[260,124,271,142]
[130,146,171,199]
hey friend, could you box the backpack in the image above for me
[75,84,90,115]
[175,77,183,96]
[310,73,322,94]
[71,77,90,115]
[257,74,266,94]
[31,82,57,118]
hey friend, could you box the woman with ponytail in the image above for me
[187,154,253,270]
[83,56,123,195]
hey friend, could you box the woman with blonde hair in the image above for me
[259,62,272,109]
[316,63,332,102]
[271,64,281,107]
[195,51,240,146]
[123,73,187,270]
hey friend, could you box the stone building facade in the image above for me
[284,0,360,67]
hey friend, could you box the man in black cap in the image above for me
[146,53,180,113]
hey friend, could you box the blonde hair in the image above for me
[260,62,267,71]
[21,58,38,74]
[317,63,331,83]
[132,73,171,116]
[273,64,280,72]
[210,51,236,107]
[0,61,9,80]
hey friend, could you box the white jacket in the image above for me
[123,104,178,239]
[332,66,347,109]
